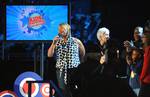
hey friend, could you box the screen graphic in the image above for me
[6,5,68,40]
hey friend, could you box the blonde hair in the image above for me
[59,23,71,37]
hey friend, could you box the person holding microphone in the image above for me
[48,23,85,97]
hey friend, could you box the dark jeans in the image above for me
[56,68,80,97]
[138,83,150,97]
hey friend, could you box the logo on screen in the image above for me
[29,13,45,29]
[19,9,46,34]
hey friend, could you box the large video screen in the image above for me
[6,5,68,41]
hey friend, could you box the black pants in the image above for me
[138,83,150,97]
[56,68,80,97]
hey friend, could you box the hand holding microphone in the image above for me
[53,36,59,45]
[53,33,64,45]
[48,35,60,57]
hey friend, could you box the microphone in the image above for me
[58,33,63,39]
[53,34,61,45]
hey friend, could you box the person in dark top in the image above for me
[124,26,143,51]
[96,27,120,77]
[124,26,144,83]
[80,27,137,97]
[126,47,143,96]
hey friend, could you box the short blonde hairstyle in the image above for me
[59,23,71,37]
[97,27,110,40]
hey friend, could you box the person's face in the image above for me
[132,50,141,62]
[142,34,150,44]
[134,31,141,41]
[99,33,108,46]
[58,26,67,37]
